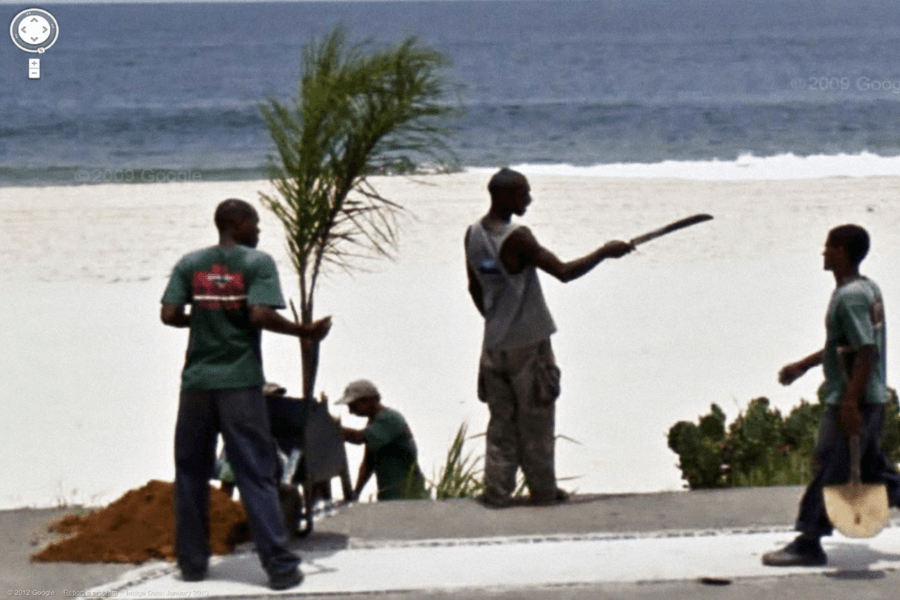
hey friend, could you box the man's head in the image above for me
[337,379,381,417]
[824,224,869,271]
[214,198,259,248]
[488,168,531,216]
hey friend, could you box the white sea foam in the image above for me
[468,152,900,181]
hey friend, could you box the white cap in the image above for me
[336,379,380,405]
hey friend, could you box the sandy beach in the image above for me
[2,171,900,509]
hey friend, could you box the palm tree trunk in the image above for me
[291,298,320,400]
[300,337,320,400]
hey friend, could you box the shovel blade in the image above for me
[823,482,890,538]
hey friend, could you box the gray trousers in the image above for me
[478,339,560,503]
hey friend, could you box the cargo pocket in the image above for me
[533,341,561,404]
[477,353,491,403]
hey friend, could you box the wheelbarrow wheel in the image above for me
[295,481,315,538]
[278,484,302,539]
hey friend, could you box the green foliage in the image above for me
[427,423,531,500]
[429,423,485,500]
[883,388,900,463]
[782,399,824,453]
[668,392,900,489]
[260,25,458,290]
[259,26,459,396]
[724,398,786,482]
[666,405,727,489]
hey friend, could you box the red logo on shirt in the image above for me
[192,265,246,310]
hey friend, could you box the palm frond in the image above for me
[260,26,458,305]
[259,26,459,396]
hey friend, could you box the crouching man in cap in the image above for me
[339,380,429,501]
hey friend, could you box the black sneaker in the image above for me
[762,536,827,567]
[180,568,207,582]
[531,488,571,506]
[475,493,512,509]
[269,567,304,591]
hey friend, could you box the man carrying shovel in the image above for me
[764,224,900,567]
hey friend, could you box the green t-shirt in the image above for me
[819,276,887,405]
[364,408,428,500]
[162,245,286,391]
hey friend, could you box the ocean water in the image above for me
[2,0,900,185]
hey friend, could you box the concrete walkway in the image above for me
[91,524,900,597]
[12,487,900,599]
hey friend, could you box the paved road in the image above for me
[73,487,900,599]
[7,487,900,599]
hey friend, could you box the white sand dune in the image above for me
[2,172,899,508]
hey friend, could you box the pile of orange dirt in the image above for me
[32,479,250,563]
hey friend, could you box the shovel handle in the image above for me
[849,434,862,484]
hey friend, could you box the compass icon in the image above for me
[10,8,59,53]
[10,8,58,79]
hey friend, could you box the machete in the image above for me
[630,214,713,246]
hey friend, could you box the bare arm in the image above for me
[161,303,190,328]
[464,229,486,315]
[844,346,875,406]
[501,227,633,283]
[466,263,485,316]
[840,345,875,436]
[354,450,374,500]
[341,426,372,500]
[248,305,332,340]
[778,349,824,385]
[342,426,367,445]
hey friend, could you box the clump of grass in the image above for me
[429,423,485,499]
[429,423,555,499]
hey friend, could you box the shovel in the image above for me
[822,434,890,538]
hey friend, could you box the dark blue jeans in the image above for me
[174,387,299,577]
[796,403,900,537]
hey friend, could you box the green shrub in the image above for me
[883,388,900,463]
[667,405,727,489]
[668,390,900,490]
[724,398,784,485]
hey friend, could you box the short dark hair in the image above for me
[214,198,257,232]
[487,168,527,199]
[827,224,870,266]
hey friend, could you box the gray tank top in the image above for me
[466,220,556,350]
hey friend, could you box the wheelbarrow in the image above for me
[266,390,353,537]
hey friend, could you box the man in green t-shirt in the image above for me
[161,198,331,590]
[338,379,429,501]
[763,224,900,567]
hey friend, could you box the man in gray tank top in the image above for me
[465,168,633,507]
